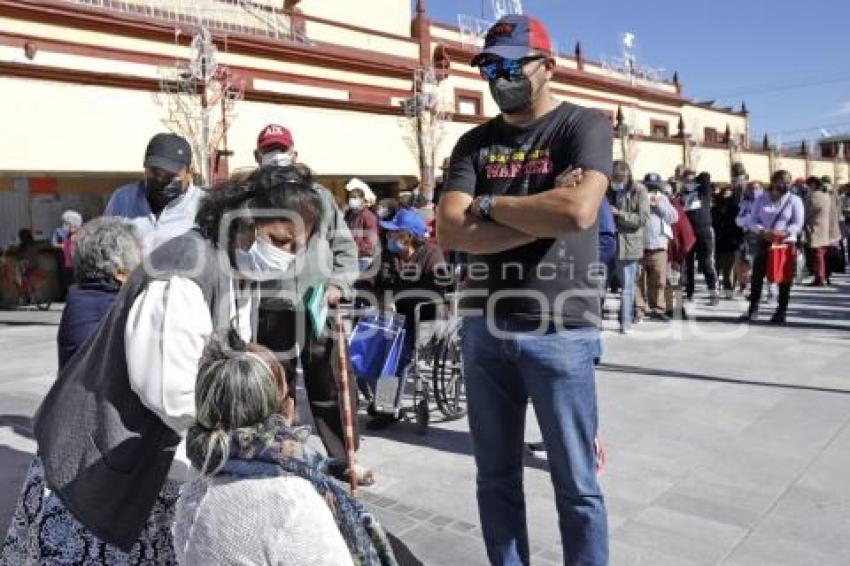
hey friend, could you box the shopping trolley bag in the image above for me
[348,313,407,409]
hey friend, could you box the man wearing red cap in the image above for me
[438,14,609,566]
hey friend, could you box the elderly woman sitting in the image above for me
[174,330,396,566]
[56,217,142,368]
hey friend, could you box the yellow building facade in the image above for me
[0,0,847,245]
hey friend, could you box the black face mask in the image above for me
[145,177,184,210]
[489,76,534,115]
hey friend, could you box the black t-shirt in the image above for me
[445,102,613,326]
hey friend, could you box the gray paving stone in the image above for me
[3,279,850,564]
[653,492,761,529]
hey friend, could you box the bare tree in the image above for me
[398,67,453,193]
[156,26,244,184]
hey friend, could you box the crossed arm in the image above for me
[437,169,608,254]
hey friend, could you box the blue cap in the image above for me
[470,14,553,66]
[380,209,428,238]
[643,172,664,189]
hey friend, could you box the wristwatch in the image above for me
[476,194,495,221]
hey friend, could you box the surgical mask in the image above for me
[387,238,405,255]
[489,76,534,114]
[261,150,294,167]
[375,206,390,219]
[348,197,364,211]
[612,182,626,191]
[236,234,296,280]
[684,182,697,192]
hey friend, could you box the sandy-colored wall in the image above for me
[775,156,807,181]
[299,0,411,38]
[681,105,747,144]
[737,153,771,183]
[228,101,418,177]
[628,140,684,180]
[690,146,734,183]
[304,20,418,58]
[0,78,162,173]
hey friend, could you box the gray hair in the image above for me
[61,210,83,227]
[73,217,142,283]
[188,330,280,476]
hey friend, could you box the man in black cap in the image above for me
[438,13,610,566]
[105,133,203,253]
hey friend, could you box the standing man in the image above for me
[438,15,610,565]
[679,170,720,305]
[636,173,677,321]
[712,183,742,299]
[607,160,649,332]
[803,177,832,286]
[105,133,203,253]
[740,170,804,324]
[251,124,367,483]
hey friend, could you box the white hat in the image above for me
[61,210,83,228]
[345,178,376,206]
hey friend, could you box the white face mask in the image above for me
[348,197,364,211]
[375,206,389,219]
[235,234,296,280]
[612,182,626,191]
[261,150,294,167]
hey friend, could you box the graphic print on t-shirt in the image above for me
[483,148,555,180]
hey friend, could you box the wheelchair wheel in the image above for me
[431,334,466,420]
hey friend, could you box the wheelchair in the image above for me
[348,292,466,435]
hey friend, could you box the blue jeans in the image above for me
[461,317,608,566]
[614,259,639,329]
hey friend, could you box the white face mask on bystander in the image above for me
[235,234,297,280]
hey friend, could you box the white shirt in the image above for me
[105,183,206,254]
[125,276,254,479]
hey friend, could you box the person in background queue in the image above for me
[607,160,649,332]
[344,177,380,272]
[636,172,677,321]
[803,176,832,287]
[739,170,804,324]
[679,169,720,306]
[712,182,742,299]
[438,14,611,565]
[105,133,203,254]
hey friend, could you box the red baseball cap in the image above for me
[471,15,553,66]
[257,124,294,151]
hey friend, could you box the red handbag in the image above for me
[766,243,796,284]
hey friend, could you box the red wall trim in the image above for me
[0,61,403,117]
[0,31,409,103]
[229,0,417,43]
[0,0,419,80]
[454,87,483,117]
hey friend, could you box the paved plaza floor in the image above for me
[1,276,848,565]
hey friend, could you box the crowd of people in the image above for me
[602,162,848,330]
[1,12,849,566]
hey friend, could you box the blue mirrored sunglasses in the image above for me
[478,56,546,81]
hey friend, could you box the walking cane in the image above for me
[335,310,358,497]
